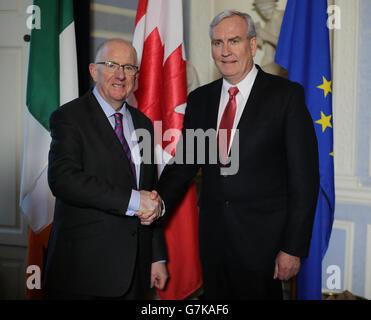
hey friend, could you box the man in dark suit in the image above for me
[154,10,320,299]
[44,39,168,299]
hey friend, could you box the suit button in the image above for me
[225,201,229,207]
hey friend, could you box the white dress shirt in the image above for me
[216,65,258,153]
[93,87,140,216]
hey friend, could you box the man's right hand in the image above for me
[135,190,162,226]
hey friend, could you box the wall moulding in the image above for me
[332,0,360,178]
[335,175,371,206]
[332,219,354,292]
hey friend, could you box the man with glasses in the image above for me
[44,39,168,299]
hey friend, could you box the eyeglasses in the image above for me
[95,61,139,75]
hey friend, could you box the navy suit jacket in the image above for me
[44,90,166,297]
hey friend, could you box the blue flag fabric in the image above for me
[275,0,335,300]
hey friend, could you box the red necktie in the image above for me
[218,86,239,165]
[114,113,137,181]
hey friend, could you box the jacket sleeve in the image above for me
[156,90,202,216]
[151,219,168,262]
[281,83,320,257]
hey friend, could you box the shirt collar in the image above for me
[93,86,129,119]
[222,64,258,99]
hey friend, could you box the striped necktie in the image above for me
[114,113,136,180]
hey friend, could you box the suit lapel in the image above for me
[229,66,269,151]
[126,105,146,189]
[209,79,223,130]
[241,67,267,121]
[235,66,269,127]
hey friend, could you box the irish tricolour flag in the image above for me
[20,0,78,299]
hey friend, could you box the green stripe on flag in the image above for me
[26,0,74,131]
[59,0,74,33]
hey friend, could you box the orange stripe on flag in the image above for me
[25,224,52,300]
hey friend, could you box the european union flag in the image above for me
[275,0,335,300]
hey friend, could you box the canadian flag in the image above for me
[132,0,202,300]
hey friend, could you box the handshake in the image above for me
[135,190,163,226]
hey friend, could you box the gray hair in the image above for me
[209,10,257,40]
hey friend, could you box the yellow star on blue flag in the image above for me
[315,111,332,132]
[317,76,332,98]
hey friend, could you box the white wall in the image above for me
[322,0,371,299]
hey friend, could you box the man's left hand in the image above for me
[150,261,168,290]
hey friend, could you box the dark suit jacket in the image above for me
[156,66,319,296]
[44,90,166,297]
